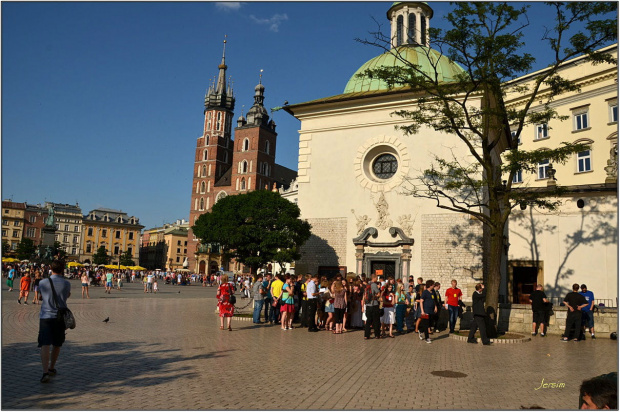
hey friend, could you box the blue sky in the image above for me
[2,2,615,230]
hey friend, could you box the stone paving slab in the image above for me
[1,280,617,410]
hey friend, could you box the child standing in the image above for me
[153,277,159,294]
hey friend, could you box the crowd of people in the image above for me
[216,272,473,343]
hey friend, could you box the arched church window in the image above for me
[243,138,250,152]
[241,178,246,191]
[207,112,212,130]
[265,140,270,154]
[199,198,204,210]
[203,149,208,161]
[200,182,206,193]
[421,16,427,45]
[242,160,248,173]
[396,15,404,46]
[216,112,222,130]
[407,14,416,44]
[205,135,209,145]
[372,154,398,180]
[202,165,207,177]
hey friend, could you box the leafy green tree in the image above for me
[2,240,11,256]
[93,245,110,265]
[358,2,617,311]
[192,190,312,274]
[53,241,66,260]
[15,238,36,260]
[119,250,135,266]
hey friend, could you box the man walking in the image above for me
[252,274,265,324]
[529,284,548,337]
[562,283,588,342]
[431,282,442,333]
[363,274,382,340]
[445,279,463,333]
[467,283,491,345]
[579,284,596,340]
[38,260,71,383]
[306,275,319,332]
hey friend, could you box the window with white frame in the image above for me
[577,150,592,173]
[27,227,36,237]
[574,111,589,131]
[537,159,550,179]
[512,170,523,184]
[243,138,249,152]
[535,123,548,140]
[511,130,520,145]
[13,230,19,238]
[73,235,79,243]
[29,216,36,223]
[610,104,618,123]
[71,247,77,255]
[63,235,69,243]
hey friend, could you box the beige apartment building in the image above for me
[1,201,26,254]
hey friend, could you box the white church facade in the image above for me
[285,2,618,304]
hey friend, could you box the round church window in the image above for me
[372,154,398,179]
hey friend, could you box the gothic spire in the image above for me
[215,36,228,95]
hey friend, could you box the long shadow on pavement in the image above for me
[1,341,234,409]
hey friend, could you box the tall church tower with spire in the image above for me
[187,39,235,272]
[186,41,296,275]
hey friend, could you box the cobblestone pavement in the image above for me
[2,280,617,410]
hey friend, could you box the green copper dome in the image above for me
[344,45,465,94]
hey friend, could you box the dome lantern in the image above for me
[387,2,433,48]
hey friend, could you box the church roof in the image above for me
[343,45,465,94]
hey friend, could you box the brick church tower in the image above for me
[187,42,288,274]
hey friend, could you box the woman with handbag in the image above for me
[216,274,235,331]
[331,279,347,334]
[395,283,408,335]
[280,275,296,330]
[380,283,396,338]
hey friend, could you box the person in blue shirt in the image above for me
[579,284,596,339]
[7,265,15,291]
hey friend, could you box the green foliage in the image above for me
[119,250,135,266]
[356,1,617,226]
[53,241,66,260]
[93,246,110,265]
[2,240,12,256]
[15,238,36,260]
[192,190,312,274]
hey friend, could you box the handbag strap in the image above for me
[48,276,64,311]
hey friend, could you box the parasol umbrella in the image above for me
[67,262,83,268]
[2,257,19,263]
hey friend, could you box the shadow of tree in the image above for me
[1,341,234,409]
[510,196,617,300]
[447,220,483,279]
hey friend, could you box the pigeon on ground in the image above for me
[103,317,110,323]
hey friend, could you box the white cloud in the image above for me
[215,2,242,11]
[249,13,288,32]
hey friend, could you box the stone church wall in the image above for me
[296,218,347,275]
[420,213,484,300]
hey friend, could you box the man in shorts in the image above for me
[38,260,71,383]
[18,271,32,304]
[529,284,549,337]
[105,271,114,294]
[579,284,596,339]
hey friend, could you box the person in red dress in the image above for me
[217,274,235,331]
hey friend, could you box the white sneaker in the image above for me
[419,332,424,340]
[425,338,432,344]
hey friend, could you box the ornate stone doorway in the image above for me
[353,227,414,280]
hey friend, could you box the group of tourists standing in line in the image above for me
[216,271,491,344]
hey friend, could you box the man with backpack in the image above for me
[363,274,382,340]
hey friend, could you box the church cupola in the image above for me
[204,37,235,113]
[245,70,273,129]
[387,2,433,48]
